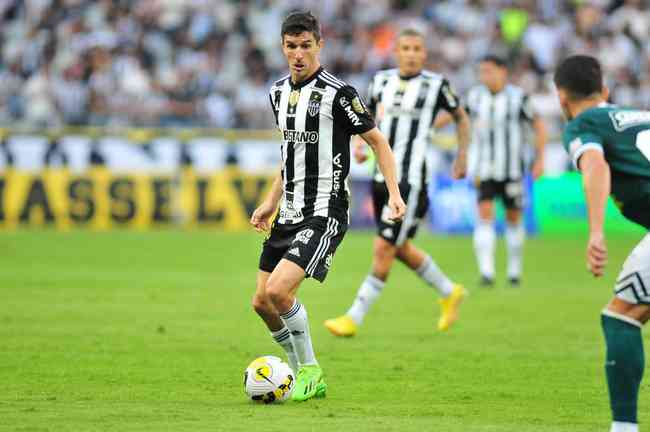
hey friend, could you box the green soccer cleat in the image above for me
[291,365,326,401]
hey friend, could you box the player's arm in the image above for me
[360,127,405,221]
[250,170,282,233]
[449,106,470,179]
[433,111,453,129]
[579,150,611,277]
[522,94,547,180]
[437,80,470,179]
[530,116,547,179]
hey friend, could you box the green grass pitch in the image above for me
[1,229,648,431]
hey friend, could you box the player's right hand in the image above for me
[250,202,275,233]
[388,194,406,222]
[587,231,608,277]
[353,140,368,163]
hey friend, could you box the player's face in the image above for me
[479,61,507,92]
[395,35,426,76]
[282,32,323,83]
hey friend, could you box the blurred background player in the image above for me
[555,55,650,432]
[324,28,470,337]
[250,12,405,401]
[441,55,547,287]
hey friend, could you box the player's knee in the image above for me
[374,240,395,261]
[251,294,273,317]
[265,277,289,310]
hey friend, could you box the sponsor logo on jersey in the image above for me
[282,130,319,144]
[339,96,362,126]
[288,247,301,257]
[333,153,342,168]
[279,199,303,220]
[609,110,650,131]
[294,229,314,245]
[351,96,366,114]
[332,153,343,195]
[289,90,300,107]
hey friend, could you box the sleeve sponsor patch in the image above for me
[351,96,366,114]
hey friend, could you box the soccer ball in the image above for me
[243,356,295,403]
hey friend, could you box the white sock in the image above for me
[271,326,298,373]
[416,254,454,297]
[473,219,496,278]
[346,274,385,325]
[505,222,524,279]
[280,300,317,367]
[611,421,638,432]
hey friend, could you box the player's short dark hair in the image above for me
[554,55,603,99]
[480,55,508,69]
[281,11,321,42]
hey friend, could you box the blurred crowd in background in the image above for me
[0,0,649,136]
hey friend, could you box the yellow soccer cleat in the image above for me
[324,315,358,337]
[437,284,466,331]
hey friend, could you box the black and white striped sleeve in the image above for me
[333,85,375,135]
[435,79,460,114]
[520,94,535,122]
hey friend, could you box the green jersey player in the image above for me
[555,55,650,432]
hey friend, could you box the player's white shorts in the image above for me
[615,233,650,305]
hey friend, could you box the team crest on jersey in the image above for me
[351,96,366,114]
[308,99,320,117]
[289,90,300,107]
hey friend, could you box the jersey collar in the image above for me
[289,66,323,90]
[399,71,421,80]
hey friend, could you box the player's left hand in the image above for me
[531,158,544,180]
[388,194,406,222]
[587,231,608,277]
[452,152,467,179]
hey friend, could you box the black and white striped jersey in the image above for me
[367,69,460,187]
[466,84,535,182]
[269,67,375,225]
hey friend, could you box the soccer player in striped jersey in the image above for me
[446,55,547,287]
[249,11,405,402]
[324,28,470,337]
[555,55,650,432]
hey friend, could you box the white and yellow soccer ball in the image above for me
[243,356,295,403]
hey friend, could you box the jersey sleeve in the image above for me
[333,85,375,135]
[269,89,281,127]
[519,94,535,122]
[562,120,604,170]
[435,79,460,114]
[366,78,378,118]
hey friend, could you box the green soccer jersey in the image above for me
[562,104,650,229]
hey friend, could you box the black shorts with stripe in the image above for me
[259,216,348,282]
[477,179,524,210]
[373,181,429,246]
